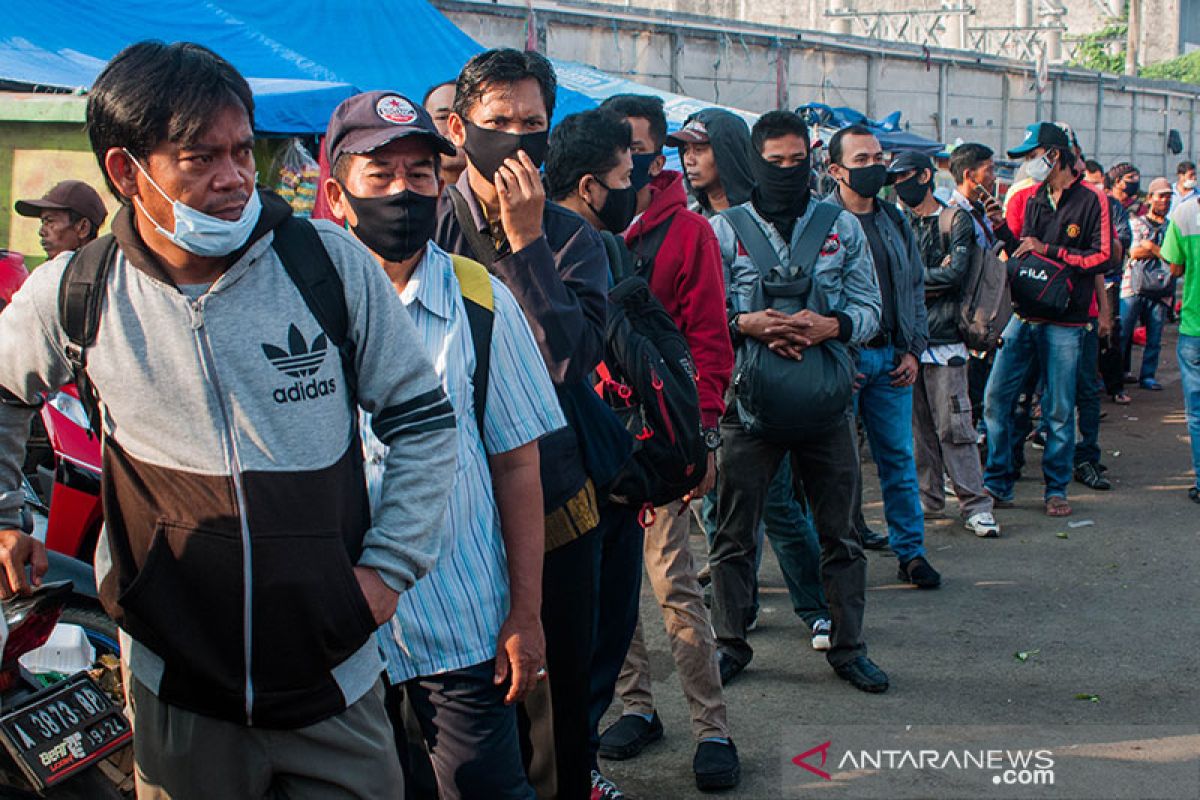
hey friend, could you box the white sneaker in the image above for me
[810,618,832,651]
[965,512,1000,538]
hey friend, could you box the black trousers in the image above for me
[518,527,602,800]
[711,411,868,669]
[386,661,535,800]
[1098,282,1126,395]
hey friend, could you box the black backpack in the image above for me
[596,221,706,510]
[58,217,493,438]
[720,202,853,442]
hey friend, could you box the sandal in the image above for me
[1045,496,1072,517]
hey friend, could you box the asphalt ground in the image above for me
[600,326,1200,800]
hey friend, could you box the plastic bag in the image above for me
[272,139,320,218]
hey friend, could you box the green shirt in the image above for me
[1161,198,1200,337]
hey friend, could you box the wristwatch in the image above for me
[728,313,742,338]
[702,428,722,452]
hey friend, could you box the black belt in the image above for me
[864,331,892,349]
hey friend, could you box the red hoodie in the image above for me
[625,170,733,429]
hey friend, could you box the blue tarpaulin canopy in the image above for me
[797,102,943,155]
[0,0,593,133]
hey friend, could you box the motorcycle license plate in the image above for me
[0,673,131,789]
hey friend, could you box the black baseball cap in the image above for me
[887,151,934,177]
[1007,122,1070,158]
[325,91,456,166]
[15,180,106,230]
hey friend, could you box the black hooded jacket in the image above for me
[683,109,755,216]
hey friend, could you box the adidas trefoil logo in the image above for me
[262,324,337,404]
[262,324,328,377]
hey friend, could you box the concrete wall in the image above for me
[438,0,1200,177]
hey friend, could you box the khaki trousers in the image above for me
[614,503,730,741]
[912,362,993,519]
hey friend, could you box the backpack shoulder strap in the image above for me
[628,213,677,282]
[447,185,498,269]
[720,205,781,277]
[451,254,495,437]
[270,217,356,401]
[789,202,841,277]
[600,230,636,284]
[57,235,119,438]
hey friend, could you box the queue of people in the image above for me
[0,38,1195,800]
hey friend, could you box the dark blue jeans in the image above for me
[1120,295,1169,382]
[854,345,926,564]
[763,461,828,627]
[588,505,643,769]
[1178,334,1200,491]
[1074,322,1103,467]
[984,317,1084,500]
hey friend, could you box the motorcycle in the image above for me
[0,582,129,799]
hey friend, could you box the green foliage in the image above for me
[1069,20,1128,74]
[1141,50,1200,84]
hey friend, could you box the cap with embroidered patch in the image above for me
[666,118,709,147]
[325,90,456,165]
[1007,122,1070,158]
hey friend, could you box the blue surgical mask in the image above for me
[126,149,261,257]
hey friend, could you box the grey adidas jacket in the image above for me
[0,194,456,728]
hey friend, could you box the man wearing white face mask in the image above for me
[982,122,1112,519]
[1172,160,1198,212]
[0,41,459,799]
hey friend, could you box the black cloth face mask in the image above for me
[750,153,811,234]
[842,164,889,199]
[894,174,932,208]
[341,187,438,262]
[462,121,549,183]
[630,153,659,192]
[1123,179,1141,196]
[589,179,638,233]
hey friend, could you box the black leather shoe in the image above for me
[693,739,740,791]
[599,712,664,761]
[834,656,889,693]
[1075,462,1111,491]
[898,556,942,589]
[860,529,890,551]
[717,651,747,686]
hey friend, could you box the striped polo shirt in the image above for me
[363,242,565,682]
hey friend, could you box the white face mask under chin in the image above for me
[126,149,261,257]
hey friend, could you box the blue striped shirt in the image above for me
[363,242,565,682]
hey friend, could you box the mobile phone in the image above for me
[975,184,996,204]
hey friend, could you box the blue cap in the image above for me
[1007,122,1070,158]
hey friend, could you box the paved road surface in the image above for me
[602,327,1200,800]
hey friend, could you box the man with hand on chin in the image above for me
[826,126,940,590]
[433,48,611,800]
[323,90,563,800]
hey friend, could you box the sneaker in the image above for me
[898,556,942,588]
[591,770,626,800]
[860,528,890,550]
[717,651,747,686]
[599,712,664,761]
[1074,462,1111,491]
[965,511,1000,538]
[811,618,832,651]
[1028,431,1046,450]
[1112,392,1132,405]
[1140,379,1163,391]
[746,609,759,633]
[693,740,740,791]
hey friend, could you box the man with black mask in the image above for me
[709,111,889,694]
[324,90,563,800]
[890,151,1000,539]
[826,126,941,591]
[433,49,616,800]
[669,108,755,217]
